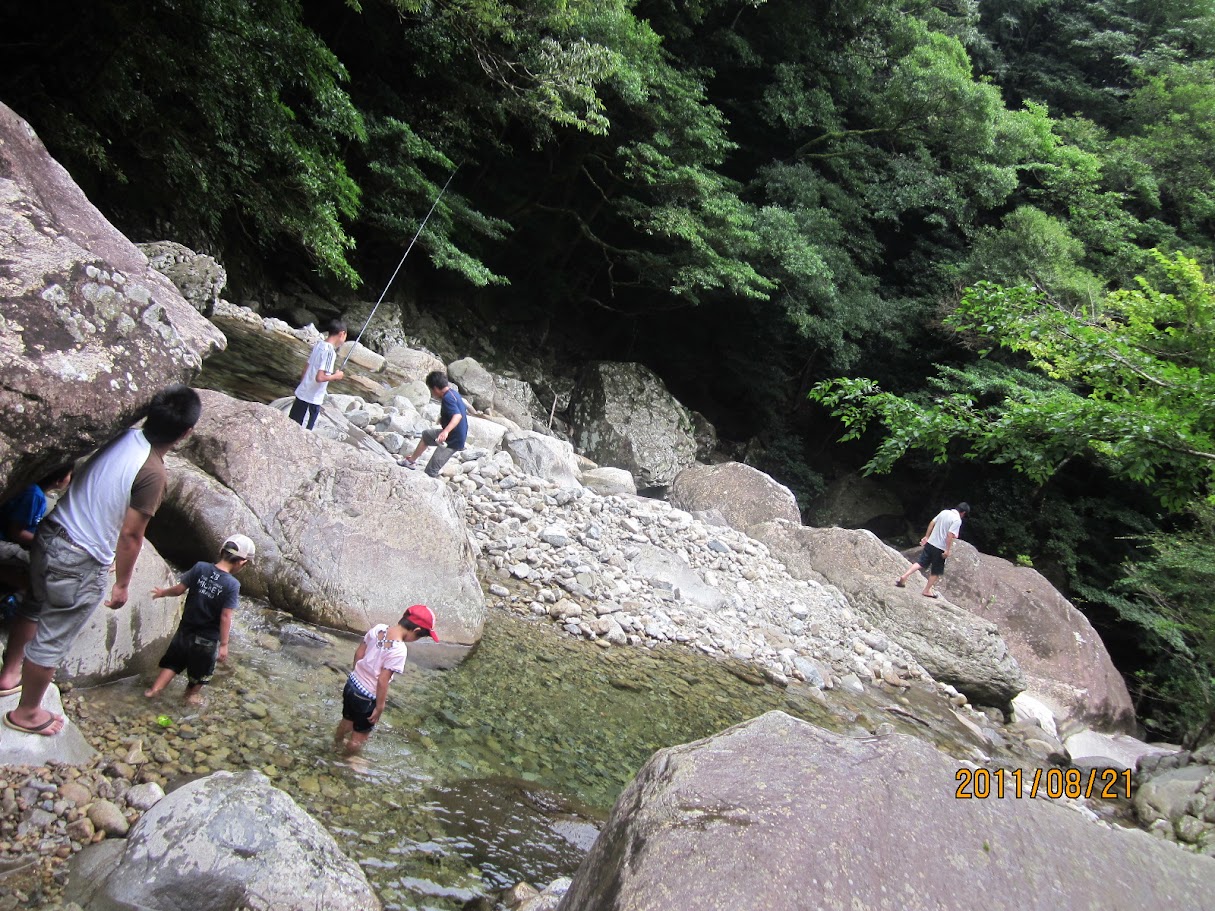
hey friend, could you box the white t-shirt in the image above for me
[927,508,963,550]
[54,428,159,564]
[294,340,337,405]
[350,624,408,695]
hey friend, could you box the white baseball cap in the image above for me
[222,534,256,560]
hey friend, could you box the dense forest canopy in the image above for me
[3,0,1215,739]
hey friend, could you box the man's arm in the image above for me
[371,668,394,724]
[315,365,344,383]
[107,507,151,609]
[919,518,937,546]
[218,607,234,661]
[944,530,960,557]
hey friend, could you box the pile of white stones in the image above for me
[447,448,931,694]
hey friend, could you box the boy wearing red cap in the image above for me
[335,604,438,755]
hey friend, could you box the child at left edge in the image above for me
[145,533,255,705]
[335,604,439,756]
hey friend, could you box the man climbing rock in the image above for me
[895,502,970,600]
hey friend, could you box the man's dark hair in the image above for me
[143,385,202,445]
[37,464,73,489]
[324,319,347,337]
[956,501,971,515]
[425,370,449,391]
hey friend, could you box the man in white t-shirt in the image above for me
[289,319,347,430]
[895,502,970,599]
[0,385,202,736]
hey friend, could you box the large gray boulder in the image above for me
[0,102,225,497]
[559,711,1215,911]
[669,462,800,532]
[1064,729,1173,773]
[751,522,1024,706]
[503,431,582,489]
[382,345,445,387]
[465,414,509,452]
[153,390,485,644]
[67,770,381,911]
[494,373,545,425]
[936,541,1136,735]
[570,362,697,489]
[0,538,180,688]
[448,356,496,410]
[581,467,637,497]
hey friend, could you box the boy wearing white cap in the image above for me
[335,604,438,755]
[145,533,255,704]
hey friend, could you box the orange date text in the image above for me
[955,767,1132,800]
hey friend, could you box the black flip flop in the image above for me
[3,711,61,736]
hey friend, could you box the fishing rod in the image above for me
[340,166,459,368]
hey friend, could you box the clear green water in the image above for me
[78,605,988,909]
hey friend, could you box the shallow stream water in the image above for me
[73,601,1004,910]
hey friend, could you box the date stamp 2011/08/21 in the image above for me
[955,767,1132,800]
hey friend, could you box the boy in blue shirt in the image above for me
[0,466,73,620]
[145,534,255,704]
[397,370,468,477]
[0,465,73,548]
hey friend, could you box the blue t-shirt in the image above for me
[0,485,47,542]
[439,387,469,450]
[177,561,241,639]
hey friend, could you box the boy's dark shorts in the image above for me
[917,543,947,576]
[289,398,321,430]
[159,631,220,686]
[342,678,377,733]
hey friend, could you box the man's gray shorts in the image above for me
[420,428,460,477]
[20,527,108,668]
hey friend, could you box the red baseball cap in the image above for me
[404,604,439,641]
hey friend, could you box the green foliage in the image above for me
[1121,61,1215,236]
[964,205,1104,306]
[386,0,621,137]
[810,251,1215,508]
[1104,505,1215,744]
[361,117,510,287]
[2,0,366,284]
